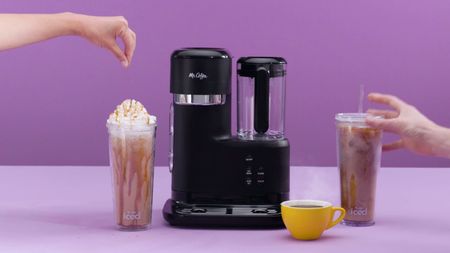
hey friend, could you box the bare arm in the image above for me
[0,13,136,67]
[365,93,450,159]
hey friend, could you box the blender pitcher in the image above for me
[237,57,287,140]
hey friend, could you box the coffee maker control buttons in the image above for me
[243,166,265,186]
[256,166,264,184]
[244,155,254,162]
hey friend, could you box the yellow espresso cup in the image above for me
[281,200,346,240]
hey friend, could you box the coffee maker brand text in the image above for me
[188,72,208,80]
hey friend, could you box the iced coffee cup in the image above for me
[106,99,157,230]
[335,113,382,226]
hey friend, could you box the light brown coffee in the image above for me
[109,131,155,229]
[337,123,382,226]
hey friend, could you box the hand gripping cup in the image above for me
[107,99,157,230]
[336,113,382,226]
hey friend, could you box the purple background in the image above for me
[1,0,450,167]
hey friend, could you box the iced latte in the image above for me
[336,113,382,226]
[107,99,157,230]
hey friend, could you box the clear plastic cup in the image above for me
[336,113,382,226]
[107,122,157,230]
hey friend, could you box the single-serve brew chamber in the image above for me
[169,48,232,172]
[237,57,286,140]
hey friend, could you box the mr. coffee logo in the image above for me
[188,72,208,80]
[349,207,367,216]
[124,211,141,220]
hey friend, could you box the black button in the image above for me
[191,208,207,213]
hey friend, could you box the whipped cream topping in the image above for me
[107,99,156,128]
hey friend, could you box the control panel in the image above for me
[243,155,265,187]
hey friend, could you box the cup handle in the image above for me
[326,207,346,229]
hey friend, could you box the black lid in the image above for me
[170,48,231,95]
[237,57,286,77]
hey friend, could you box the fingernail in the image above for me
[121,60,129,68]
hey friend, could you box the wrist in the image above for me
[429,125,450,159]
[57,12,84,36]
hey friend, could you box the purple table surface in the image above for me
[1,166,450,253]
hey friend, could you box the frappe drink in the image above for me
[336,113,382,226]
[107,99,157,230]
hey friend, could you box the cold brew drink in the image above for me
[107,99,157,230]
[336,113,382,226]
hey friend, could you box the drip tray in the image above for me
[177,206,279,215]
[163,199,284,228]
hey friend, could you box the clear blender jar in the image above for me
[237,57,286,140]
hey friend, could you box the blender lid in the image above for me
[238,57,286,77]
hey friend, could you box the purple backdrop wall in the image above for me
[1,0,450,167]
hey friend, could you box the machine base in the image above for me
[163,199,285,228]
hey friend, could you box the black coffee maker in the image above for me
[163,48,290,227]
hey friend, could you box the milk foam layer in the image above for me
[107,99,156,130]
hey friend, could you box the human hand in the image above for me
[74,14,136,67]
[365,93,449,157]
